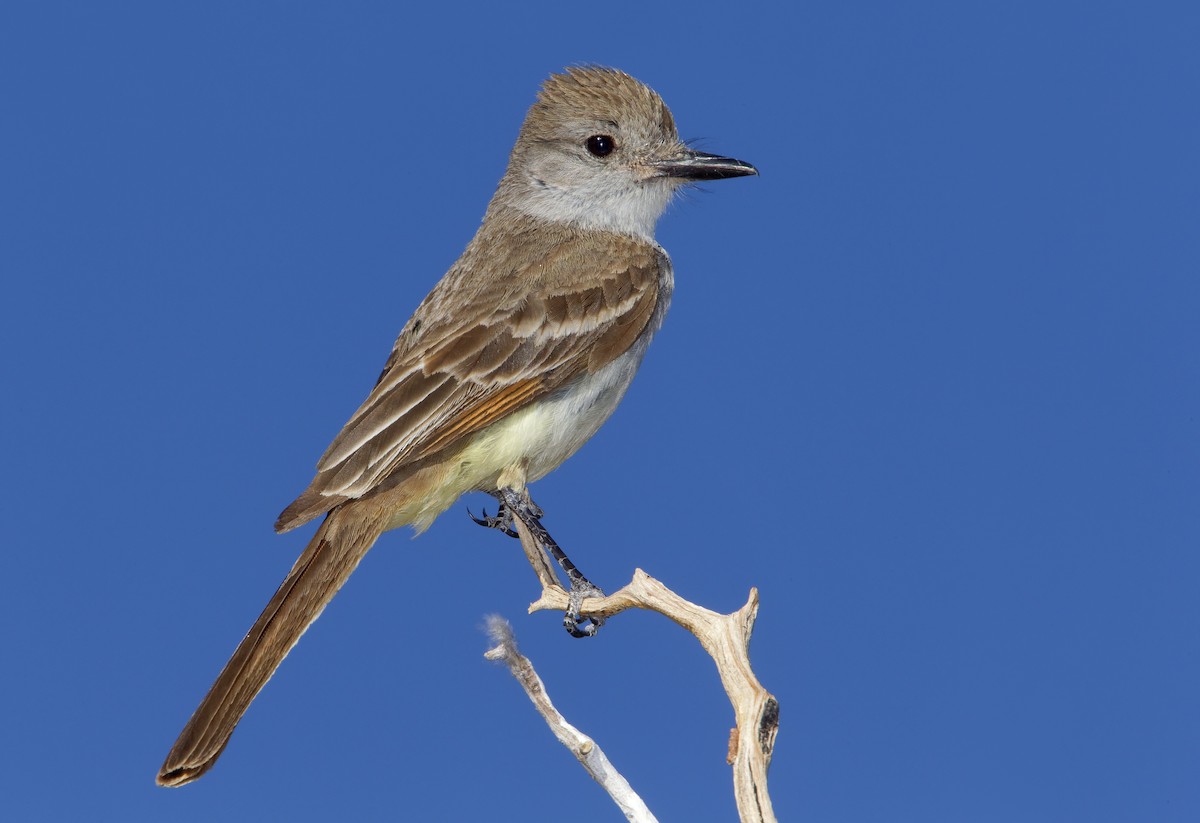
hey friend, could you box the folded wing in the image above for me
[276,235,664,532]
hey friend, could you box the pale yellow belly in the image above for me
[392,344,647,533]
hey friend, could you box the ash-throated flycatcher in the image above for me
[157,66,756,786]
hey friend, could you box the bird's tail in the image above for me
[157,504,388,787]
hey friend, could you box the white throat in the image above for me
[506,172,676,242]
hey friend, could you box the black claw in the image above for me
[564,613,603,638]
[563,582,605,638]
[467,506,519,538]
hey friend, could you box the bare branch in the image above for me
[484,616,659,823]
[511,517,780,822]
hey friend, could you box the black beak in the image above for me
[651,149,758,181]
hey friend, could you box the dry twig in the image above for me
[510,518,779,823]
[485,616,658,822]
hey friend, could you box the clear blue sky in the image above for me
[3,2,1198,821]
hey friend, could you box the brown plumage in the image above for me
[157,66,754,787]
[275,219,665,532]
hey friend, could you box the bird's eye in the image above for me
[585,135,616,157]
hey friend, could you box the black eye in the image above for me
[586,135,616,157]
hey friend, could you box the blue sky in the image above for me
[3,2,1198,821]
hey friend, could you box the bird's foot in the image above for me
[468,503,520,539]
[564,577,606,638]
[494,486,606,638]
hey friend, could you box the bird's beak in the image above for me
[650,148,758,181]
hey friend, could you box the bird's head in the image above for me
[497,67,757,240]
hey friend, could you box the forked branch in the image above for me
[499,518,779,822]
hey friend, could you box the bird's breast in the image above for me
[456,339,652,490]
[451,249,672,495]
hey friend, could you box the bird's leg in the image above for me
[497,487,605,638]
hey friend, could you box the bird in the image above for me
[157,66,756,787]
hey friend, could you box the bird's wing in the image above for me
[275,236,664,531]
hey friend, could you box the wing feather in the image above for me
[275,229,667,532]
